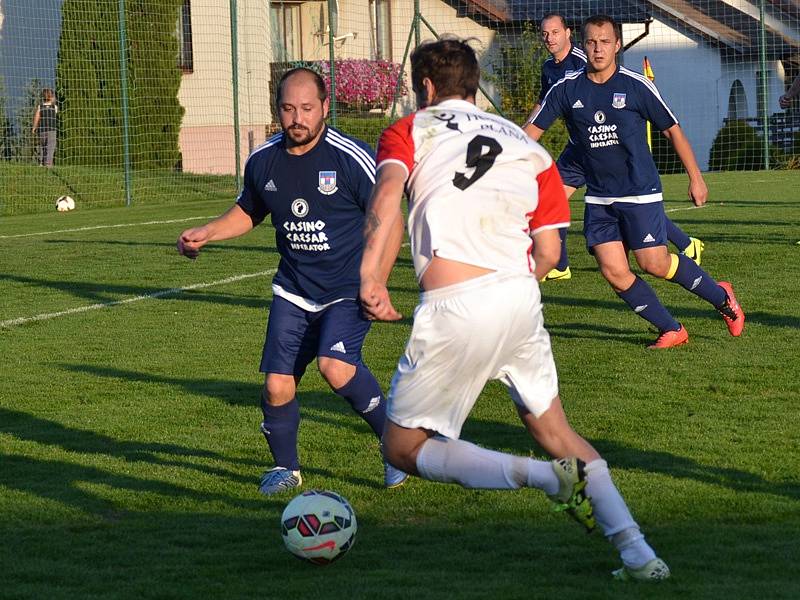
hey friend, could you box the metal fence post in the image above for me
[118,0,132,206]
[759,0,770,169]
[327,0,337,127]
[230,0,242,188]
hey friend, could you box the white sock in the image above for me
[416,435,559,493]
[612,528,657,568]
[585,459,657,567]
[584,459,638,535]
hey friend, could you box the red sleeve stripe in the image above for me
[529,159,570,231]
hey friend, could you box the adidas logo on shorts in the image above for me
[330,341,346,354]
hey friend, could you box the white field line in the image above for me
[0,216,218,239]
[1,270,275,329]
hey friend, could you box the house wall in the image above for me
[177,0,273,175]
[622,19,723,171]
[389,0,499,114]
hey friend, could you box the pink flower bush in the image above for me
[318,59,407,110]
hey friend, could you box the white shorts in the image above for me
[387,271,559,439]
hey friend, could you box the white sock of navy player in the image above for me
[334,364,387,438]
[260,392,301,471]
[416,435,560,493]
[584,459,658,567]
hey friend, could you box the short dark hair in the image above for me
[582,14,621,42]
[275,67,327,106]
[410,37,480,101]
[541,13,569,30]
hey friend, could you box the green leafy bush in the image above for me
[334,116,392,151]
[708,120,783,171]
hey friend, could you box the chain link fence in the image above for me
[0,0,797,215]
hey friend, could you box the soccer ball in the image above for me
[281,490,357,565]
[55,196,75,212]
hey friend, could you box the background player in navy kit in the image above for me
[526,15,744,348]
[177,68,406,494]
[528,14,703,282]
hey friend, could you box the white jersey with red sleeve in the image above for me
[376,99,569,281]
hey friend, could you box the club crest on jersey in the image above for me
[318,171,338,195]
[612,93,626,109]
[291,198,309,217]
[594,111,606,124]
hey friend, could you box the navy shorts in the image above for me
[556,143,585,189]
[260,296,371,377]
[583,202,668,251]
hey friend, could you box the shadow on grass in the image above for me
[0,406,260,475]
[462,415,800,502]
[543,291,800,330]
[58,363,388,454]
[1,273,271,310]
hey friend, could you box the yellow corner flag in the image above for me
[644,57,655,151]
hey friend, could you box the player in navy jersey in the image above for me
[528,13,703,282]
[177,68,407,493]
[526,15,744,348]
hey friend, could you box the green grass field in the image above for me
[1,171,799,599]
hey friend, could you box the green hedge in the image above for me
[708,120,784,171]
[56,0,183,169]
[334,115,391,150]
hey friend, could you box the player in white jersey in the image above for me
[359,37,670,582]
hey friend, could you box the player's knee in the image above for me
[599,264,633,289]
[638,257,670,278]
[318,357,356,389]
[263,375,295,406]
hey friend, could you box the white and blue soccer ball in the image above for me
[55,195,75,212]
[281,490,357,565]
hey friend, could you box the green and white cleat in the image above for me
[612,558,671,582]
[548,457,596,533]
[682,237,705,265]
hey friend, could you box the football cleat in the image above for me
[682,237,705,265]
[647,325,689,349]
[717,282,744,337]
[540,266,572,282]
[612,557,671,582]
[384,459,409,489]
[259,467,302,496]
[548,457,596,533]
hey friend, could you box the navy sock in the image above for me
[557,228,570,270]
[260,394,301,470]
[335,364,387,439]
[617,276,681,332]
[668,254,727,307]
[666,219,691,251]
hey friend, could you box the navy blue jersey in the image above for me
[236,125,376,304]
[538,45,587,103]
[531,65,678,204]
